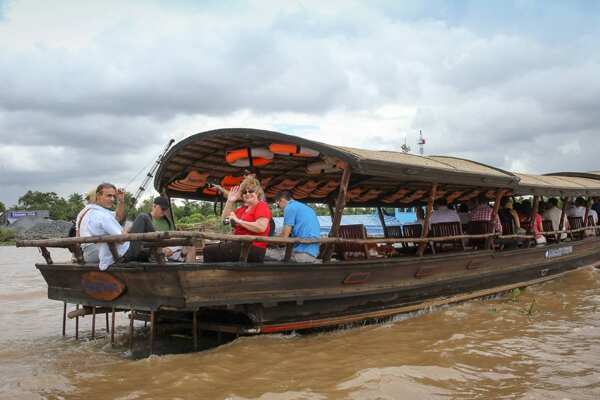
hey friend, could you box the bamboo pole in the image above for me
[417,183,437,257]
[40,247,53,264]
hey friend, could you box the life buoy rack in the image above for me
[226,147,273,167]
[269,143,320,158]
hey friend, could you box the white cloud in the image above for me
[1,0,599,206]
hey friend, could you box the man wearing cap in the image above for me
[146,196,195,262]
[150,196,174,232]
[266,191,321,263]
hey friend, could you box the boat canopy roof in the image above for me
[155,128,600,206]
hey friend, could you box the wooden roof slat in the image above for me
[155,128,600,201]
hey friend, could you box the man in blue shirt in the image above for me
[266,191,321,263]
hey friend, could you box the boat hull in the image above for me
[37,238,600,333]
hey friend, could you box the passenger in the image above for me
[146,196,196,262]
[79,183,155,270]
[429,198,461,225]
[469,194,502,233]
[567,197,599,224]
[203,176,272,263]
[457,203,470,225]
[265,191,321,263]
[543,197,569,239]
[519,200,546,245]
[498,197,522,233]
[592,197,600,218]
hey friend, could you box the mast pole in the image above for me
[132,138,175,206]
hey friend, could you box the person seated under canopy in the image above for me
[265,191,321,263]
[203,176,272,263]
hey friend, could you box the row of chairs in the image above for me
[336,215,600,260]
[335,221,494,260]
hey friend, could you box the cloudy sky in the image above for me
[1,0,599,206]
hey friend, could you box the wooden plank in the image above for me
[486,189,506,249]
[70,245,84,264]
[257,272,569,334]
[40,247,53,264]
[377,207,387,237]
[417,183,437,256]
[284,244,293,262]
[323,163,352,262]
[239,242,251,262]
[151,248,166,264]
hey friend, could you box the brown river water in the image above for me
[1,246,600,399]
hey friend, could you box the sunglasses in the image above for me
[243,189,256,195]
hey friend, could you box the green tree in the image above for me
[66,193,85,221]
[0,201,5,213]
[16,191,69,220]
[16,190,88,221]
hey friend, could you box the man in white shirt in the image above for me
[430,198,461,225]
[80,183,159,270]
[76,186,126,262]
[543,197,569,239]
[79,183,129,270]
[567,197,598,224]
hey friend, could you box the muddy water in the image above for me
[1,247,600,399]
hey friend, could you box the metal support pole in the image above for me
[150,311,155,355]
[91,307,96,339]
[75,304,79,340]
[193,310,198,351]
[111,306,116,346]
[129,308,134,351]
[62,302,67,337]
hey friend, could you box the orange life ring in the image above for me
[203,187,218,196]
[221,175,243,188]
[226,148,273,167]
[168,183,198,192]
[179,171,208,187]
[269,143,320,158]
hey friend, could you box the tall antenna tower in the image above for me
[418,130,426,156]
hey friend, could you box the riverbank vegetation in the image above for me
[1,190,380,243]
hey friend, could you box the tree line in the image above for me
[1,190,381,225]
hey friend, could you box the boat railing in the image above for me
[15,225,596,265]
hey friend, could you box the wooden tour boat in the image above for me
[17,128,600,352]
